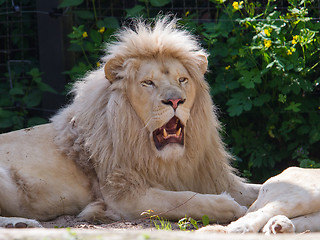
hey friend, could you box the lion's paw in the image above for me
[197,224,228,233]
[262,215,295,235]
[0,217,43,228]
[227,221,255,234]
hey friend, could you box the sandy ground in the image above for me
[40,215,188,230]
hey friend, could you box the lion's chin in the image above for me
[155,144,185,161]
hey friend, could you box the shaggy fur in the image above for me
[0,16,260,227]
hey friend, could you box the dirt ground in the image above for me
[40,215,185,230]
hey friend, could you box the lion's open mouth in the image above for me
[152,116,184,150]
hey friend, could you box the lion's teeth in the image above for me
[163,128,168,138]
[176,128,181,137]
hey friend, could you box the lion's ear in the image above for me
[197,54,208,75]
[104,58,121,83]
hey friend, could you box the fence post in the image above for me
[36,0,72,117]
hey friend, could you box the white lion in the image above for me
[0,17,260,228]
[1,17,319,233]
[199,167,320,234]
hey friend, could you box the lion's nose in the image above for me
[162,98,186,110]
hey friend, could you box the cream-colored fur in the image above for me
[0,17,260,228]
[199,167,320,234]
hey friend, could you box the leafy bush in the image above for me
[0,0,57,133]
[0,65,56,133]
[202,0,320,181]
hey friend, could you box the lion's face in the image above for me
[126,57,196,158]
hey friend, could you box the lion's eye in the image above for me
[141,80,155,87]
[179,77,188,84]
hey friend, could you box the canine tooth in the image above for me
[163,128,168,138]
[176,128,181,137]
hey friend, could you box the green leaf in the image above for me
[310,131,320,144]
[284,102,301,112]
[102,17,120,29]
[37,82,58,94]
[73,10,94,20]
[227,92,253,116]
[0,109,14,128]
[23,90,42,108]
[227,103,243,117]
[68,25,85,39]
[125,5,145,18]
[299,159,320,168]
[90,29,102,44]
[150,0,171,7]
[238,69,261,89]
[253,94,271,106]
[0,109,14,118]
[0,118,13,128]
[9,87,24,96]
[189,217,199,230]
[27,117,48,127]
[278,94,286,103]
[27,68,42,78]
[58,0,84,8]
[202,215,210,226]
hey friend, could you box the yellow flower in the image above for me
[185,11,190,17]
[98,27,105,33]
[96,62,101,67]
[264,39,272,48]
[232,1,243,10]
[268,126,275,138]
[287,49,292,55]
[291,47,296,52]
[292,35,299,44]
[225,65,231,70]
[263,28,272,37]
[82,31,88,38]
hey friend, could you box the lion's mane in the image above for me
[51,17,242,201]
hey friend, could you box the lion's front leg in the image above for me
[105,188,246,223]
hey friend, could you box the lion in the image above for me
[199,167,320,234]
[0,17,261,228]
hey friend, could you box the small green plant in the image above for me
[178,216,199,230]
[152,215,172,230]
[141,209,172,230]
[177,215,210,231]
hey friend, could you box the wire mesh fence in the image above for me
[0,0,320,120]
[1,0,320,82]
[0,0,38,82]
